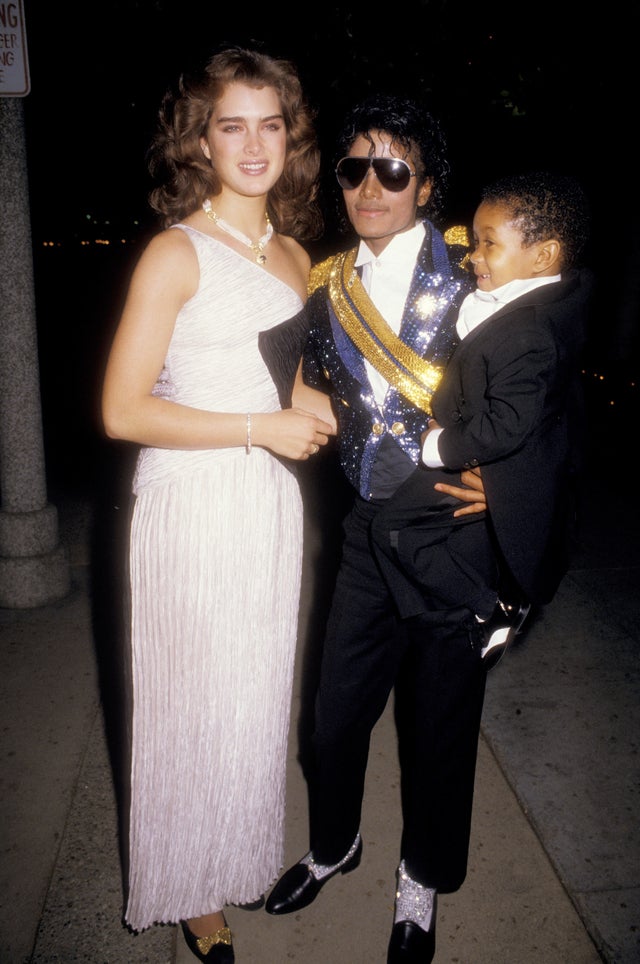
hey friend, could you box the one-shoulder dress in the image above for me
[124,225,304,931]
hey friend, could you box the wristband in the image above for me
[246,413,252,455]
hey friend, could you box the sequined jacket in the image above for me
[302,222,474,499]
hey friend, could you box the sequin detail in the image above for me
[394,860,435,928]
[327,248,445,411]
[301,833,361,881]
[443,224,472,248]
[302,223,474,499]
[196,926,232,953]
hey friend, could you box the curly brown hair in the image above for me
[147,47,323,240]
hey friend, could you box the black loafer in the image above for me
[387,920,435,963]
[265,837,363,915]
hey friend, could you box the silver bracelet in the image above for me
[246,413,252,455]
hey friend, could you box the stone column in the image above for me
[0,97,70,607]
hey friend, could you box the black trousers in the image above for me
[370,463,498,620]
[310,496,488,893]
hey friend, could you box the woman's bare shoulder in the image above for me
[130,225,199,302]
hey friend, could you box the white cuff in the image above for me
[421,427,445,468]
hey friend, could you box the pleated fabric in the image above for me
[124,226,304,931]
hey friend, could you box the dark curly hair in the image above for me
[480,172,591,270]
[332,93,450,233]
[147,47,323,240]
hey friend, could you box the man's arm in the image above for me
[422,419,487,517]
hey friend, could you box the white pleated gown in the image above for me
[125,225,304,931]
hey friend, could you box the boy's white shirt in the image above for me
[422,274,561,468]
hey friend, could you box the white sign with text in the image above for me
[0,0,30,96]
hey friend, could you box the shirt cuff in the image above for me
[421,427,445,468]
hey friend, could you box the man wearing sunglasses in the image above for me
[265,94,488,963]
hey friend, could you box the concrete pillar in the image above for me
[0,97,70,607]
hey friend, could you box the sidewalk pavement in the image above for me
[1,431,639,963]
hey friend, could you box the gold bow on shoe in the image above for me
[195,927,232,954]
[181,920,234,962]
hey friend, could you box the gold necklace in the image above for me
[203,199,273,265]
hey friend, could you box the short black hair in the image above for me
[480,171,591,270]
[334,93,450,223]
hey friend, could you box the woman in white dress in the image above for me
[101,47,335,963]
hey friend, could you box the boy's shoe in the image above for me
[480,597,531,670]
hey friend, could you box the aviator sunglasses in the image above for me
[335,156,417,193]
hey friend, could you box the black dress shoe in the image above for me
[387,920,435,963]
[265,836,363,915]
[181,920,234,963]
[480,596,531,670]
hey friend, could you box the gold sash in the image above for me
[325,248,444,412]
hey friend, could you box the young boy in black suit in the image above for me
[371,171,593,668]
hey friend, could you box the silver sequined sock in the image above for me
[394,859,436,932]
[301,833,361,881]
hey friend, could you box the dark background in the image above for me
[23,1,635,237]
[18,0,639,497]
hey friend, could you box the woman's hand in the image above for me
[253,409,334,460]
[434,466,487,517]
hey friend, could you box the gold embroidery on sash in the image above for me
[327,249,444,413]
[308,256,334,295]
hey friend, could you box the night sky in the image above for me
[22,1,636,244]
[14,0,639,486]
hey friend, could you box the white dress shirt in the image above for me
[354,222,426,406]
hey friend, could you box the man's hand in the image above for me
[434,466,486,517]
